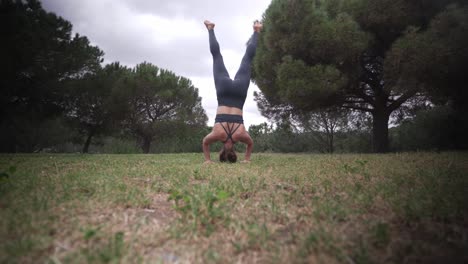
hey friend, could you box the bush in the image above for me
[390,105,468,151]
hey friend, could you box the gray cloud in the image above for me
[121,0,245,16]
[41,0,271,126]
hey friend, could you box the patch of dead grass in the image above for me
[46,193,178,262]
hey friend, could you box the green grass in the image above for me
[0,152,467,263]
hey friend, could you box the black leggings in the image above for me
[209,29,258,109]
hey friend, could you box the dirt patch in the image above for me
[132,193,176,226]
[49,193,178,262]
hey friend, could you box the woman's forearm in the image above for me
[203,142,211,161]
[244,142,253,161]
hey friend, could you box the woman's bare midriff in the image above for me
[216,106,243,115]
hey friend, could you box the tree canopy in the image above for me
[0,0,104,152]
[0,0,209,153]
[64,63,130,153]
[118,62,207,153]
[253,0,468,152]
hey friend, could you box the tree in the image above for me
[390,106,459,151]
[385,4,468,149]
[149,121,211,153]
[64,63,130,153]
[119,62,207,153]
[248,122,274,152]
[0,0,103,152]
[253,0,467,152]
[249,122,273,138]
[298,108,350,153]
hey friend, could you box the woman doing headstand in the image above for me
[202,20,262,164]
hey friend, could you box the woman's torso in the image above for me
[214,106,245,142]
[216,105,242,115]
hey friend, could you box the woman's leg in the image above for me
[206,21,231,88]
[232,31,259,97]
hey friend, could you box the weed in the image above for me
[82,226,101,241]
[352,235,370,264]
[204,247,221,263]
[343,159,368,175]
[0,166,15,179]
[246,222,270,250]
[371,222,390,248]
[296,228,344,263]
[82,231,126,263]
[169,187,231,236]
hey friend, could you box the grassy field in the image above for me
[0,152,467,263]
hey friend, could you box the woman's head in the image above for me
[219,146,237,163]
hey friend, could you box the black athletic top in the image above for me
[215,114,243,143]
[215,114,243,124]
[219,122,242,143]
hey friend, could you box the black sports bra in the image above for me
[220,123,242,143]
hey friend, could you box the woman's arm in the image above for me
[239,132,253,162]
[202,132,218,163]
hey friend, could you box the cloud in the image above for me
[41,0,271,126]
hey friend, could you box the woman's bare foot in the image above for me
[253,20,263,32]
[204,20,215,30]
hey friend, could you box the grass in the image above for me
[0,152,467,263]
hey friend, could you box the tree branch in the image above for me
[388,90,417,112]
[343,99,369,104]
[155,102,178,120]
[342,104,374,112]
[347,83,375,106]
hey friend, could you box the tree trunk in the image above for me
[325,130,334,153]
[141,136,152,154]
[82,130,95,153]
[371,110,390,153]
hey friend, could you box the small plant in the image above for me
[246,222,270,250]
[297,232,319,258]
[83,231,126,263]
[0,166,15,196]
[355,159,368,167]
[372,222,390,248]
[82,227,100,241]
[353,236,370,264]
[0,166,16,181]
[193,168,205,180]
[204,248,221,263]
[296,229,344,262]
[343,163,358,174]
[343,159,370,180]
[168,188,231,235]
[168,189,191,213]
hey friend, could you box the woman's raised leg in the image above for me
[233,21,262,89]
[205,20,230,84]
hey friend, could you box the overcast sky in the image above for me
[41,0,272,128]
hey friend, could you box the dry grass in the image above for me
[0,152,467,263]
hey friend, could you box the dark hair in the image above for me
[219,148,237,163]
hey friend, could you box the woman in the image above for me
[202,20,262,164]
